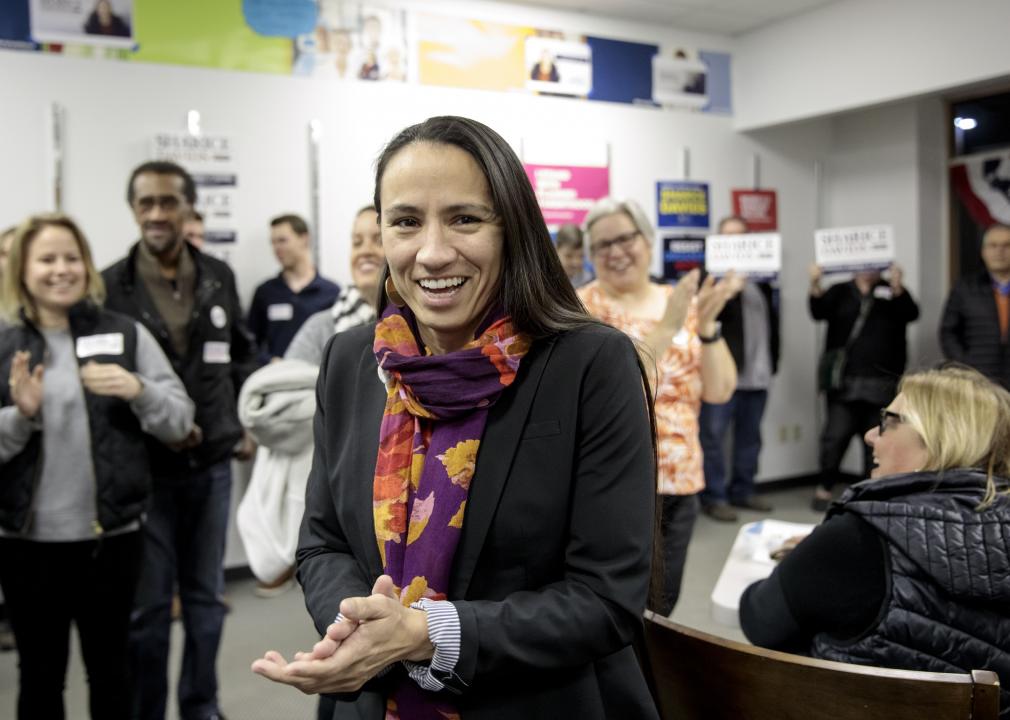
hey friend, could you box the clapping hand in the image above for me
[697,271,743,331]
[888,263,904,295]
[79,361,143,400]
[660,268,699,335]
[8,350,44,419]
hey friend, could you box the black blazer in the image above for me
[297,322,658,719]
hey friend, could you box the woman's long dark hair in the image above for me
[372,115,663,607]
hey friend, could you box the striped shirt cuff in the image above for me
[403,598,462,692]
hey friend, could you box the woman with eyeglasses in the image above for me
[740,365,1010,715]
[579,197,740,616]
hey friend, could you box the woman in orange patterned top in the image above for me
[580,197,740,616]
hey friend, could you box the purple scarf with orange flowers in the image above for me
[372,303,529,718]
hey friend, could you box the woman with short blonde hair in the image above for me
[741,365,1010,716]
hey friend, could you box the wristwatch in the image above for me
[699,321,722,344]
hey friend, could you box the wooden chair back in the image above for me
[642,612,1000,720]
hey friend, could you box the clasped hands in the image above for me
[251,574,434,695]
[8,350,142,419]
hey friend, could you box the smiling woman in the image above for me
[252,116,661,719]
[0,214,193,720]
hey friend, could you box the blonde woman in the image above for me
[579,197,740,616]
[0,214,192,720]
[741,365,1010,716]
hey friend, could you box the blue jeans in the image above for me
[130,460,232,720]
[699,389,768,506]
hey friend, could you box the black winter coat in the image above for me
[940,271,1010,389]
[102,243,256,472]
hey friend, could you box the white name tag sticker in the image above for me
[76,333,125,358]
[873,286,894,300]
[202,341,231,364]
[267,303,294,321]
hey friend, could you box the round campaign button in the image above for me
[210,305,227,329]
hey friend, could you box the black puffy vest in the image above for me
[0,302,151,534]
[812,470,1010,717]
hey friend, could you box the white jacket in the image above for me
[236,359,319,583]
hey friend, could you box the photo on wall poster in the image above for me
[525,33,592,98]
[30,0,134,48]
[293,1,407,81]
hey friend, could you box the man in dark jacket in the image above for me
[808,263,919,511]
[700,216,780,522]
[940,223,1010,389]
[103,160,256,720]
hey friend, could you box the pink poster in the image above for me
[523,164,610,229]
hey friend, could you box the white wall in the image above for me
[734,0,1010,131]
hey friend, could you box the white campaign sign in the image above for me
[815,225,894,273]
[705,233,781,278]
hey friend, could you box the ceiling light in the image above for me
[954,117,978,130]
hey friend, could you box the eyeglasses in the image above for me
[133,195,185,212]
[879,409,906,435]
[589,230,640,257]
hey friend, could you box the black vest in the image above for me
[812,470,1010,717]
[0,302,151,534]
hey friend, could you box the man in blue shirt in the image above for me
[247,214,340,363]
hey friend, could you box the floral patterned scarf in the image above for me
[372,303,529,718]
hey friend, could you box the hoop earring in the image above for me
[384,276,405,308]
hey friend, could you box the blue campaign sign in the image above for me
[657,181,710,228]
[242,0,317,37]
[663,235,705,280]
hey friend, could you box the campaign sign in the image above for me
[657,181,709,228]
[663,235,705,280]
[814,224,894,274]
[705,233,781,280]
[524,164,609,230]
[731,189,777,231]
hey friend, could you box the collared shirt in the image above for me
[135,240,195,357]
[247,272,340,362]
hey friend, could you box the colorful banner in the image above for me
[417,14,533,91]
[293,2,407,81]
[705,232,781,279]
[814,224,895,274]
[4,2,732,116]
[732,189,778,231]
[951,151,1010,227]
[663,236,706,280]
[524,164,610,231]
[657,181,710,229]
